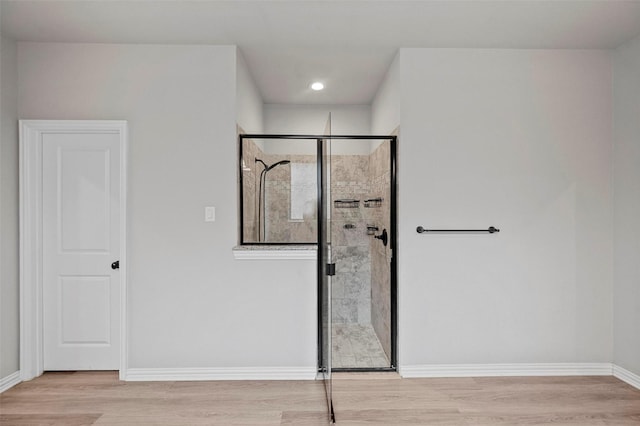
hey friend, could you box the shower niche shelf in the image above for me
[364,198,383,208]
[334,199,360,209]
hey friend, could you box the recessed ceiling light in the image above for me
[311,82,324,91]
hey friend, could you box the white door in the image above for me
[42,131,121,370]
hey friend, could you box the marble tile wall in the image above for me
[263,154,317,243]
[330,146,392,365]
[332,245,371,323]
[241,138,261,242]
[241,140,317,243]
[331,155,375,325]
[369,141,392,361]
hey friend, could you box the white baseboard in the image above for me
[0,371,21,393]
[400,363,613,378]
[124,366,317,381]
[613,364,640,390]
[5,363,638,390]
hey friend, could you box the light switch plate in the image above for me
[205,206,215,222]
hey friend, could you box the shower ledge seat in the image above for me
[232,245,317,260]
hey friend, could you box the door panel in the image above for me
[318,114,334,423]
[60,276,111,344]
[59,148,111,252]
[43,132,120,370]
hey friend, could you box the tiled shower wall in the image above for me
[331,155,372,324]
[369,141,392,360]
[331,145,391,363]
[241,138,260,242]
[264,154,317,243]
[241,138,316,243]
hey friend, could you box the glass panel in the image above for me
[240,137,317,244]
[318,114,334,423]
[330,138,393,370]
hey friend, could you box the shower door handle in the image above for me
[326,263,336,276]
[375,229,388,247]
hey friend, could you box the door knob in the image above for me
[111,260,120,270]
[375,229,388,247]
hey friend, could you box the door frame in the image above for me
[19,120,128,381]
[320,135,398,372]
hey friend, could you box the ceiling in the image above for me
[3,0,640,105]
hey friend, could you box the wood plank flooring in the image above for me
[1,371,639,425]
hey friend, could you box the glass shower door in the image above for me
[318,114,334,423]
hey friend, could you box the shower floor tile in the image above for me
[332,323,389,369]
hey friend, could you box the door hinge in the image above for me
[326,263,336,276]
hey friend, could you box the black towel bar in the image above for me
[416,226,500,234]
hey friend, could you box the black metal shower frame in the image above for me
[238,133,398,372]
[239,134,321,246]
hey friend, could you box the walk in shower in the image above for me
[239,134,396,373]
[329,138,395,370]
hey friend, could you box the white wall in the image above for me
[613,35,640,377]
[397,49,613,367]
[18,43,317,371]
[371,53,400,136]
[264,104,370,135]
[264,104,372,155]
[236,49,263,133]
[13,41,622,377]
[0,36,20,380]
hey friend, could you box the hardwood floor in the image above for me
[1,371,639,425]
[332,375,640,425]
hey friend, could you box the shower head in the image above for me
[267,160,291,171]
[255,158,268,169]
[255,158,290,172]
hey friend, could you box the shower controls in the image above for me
[375,229,388,247]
